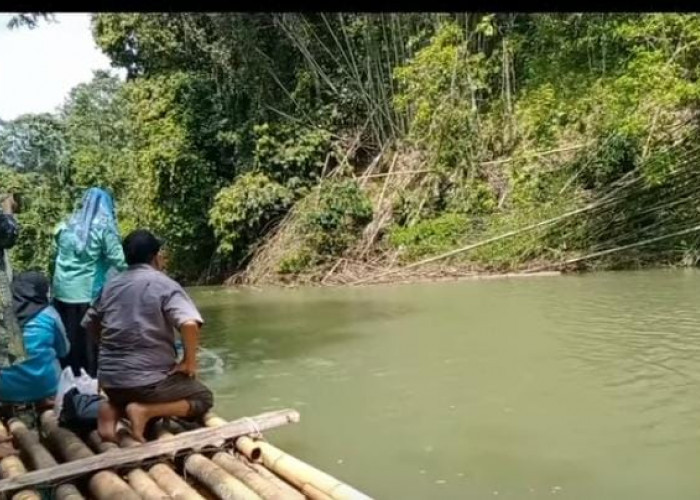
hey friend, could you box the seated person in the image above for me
[82,229,213,442]
[0,271,70,403]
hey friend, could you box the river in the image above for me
[191,269,700,499]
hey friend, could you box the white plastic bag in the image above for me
[75,368,98,395]
[54,367,76,418]
[55,367,99,418]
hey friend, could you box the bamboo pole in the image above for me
[237,440,372,500]
[246,462,306,500]
[112,424,201,500]
[39,411,140,500]
[211,452,300,500]
[184,453,262,500]
[125,468,172,500]
[203,413,304,500]
[148,463,203,500]
[0,455,41,500]
[204,413,303,498]
[155,419,263,500]
[7,420,84,500]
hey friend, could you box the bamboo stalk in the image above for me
[125,468,172,500]
[212,452,300,500]
[527,223,700,272]
[39,411,140,500]
[203,413,304,499]
[148,463,203,500]
[154,419,263,500]
[184,453,261,500]
[110,422,200,500]
[0,455,41,500]
[7,420,84,500]
[246,462,305,500]
[236,440,372,500]
[350,190,628,285]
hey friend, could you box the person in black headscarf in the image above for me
[0,271,70,403]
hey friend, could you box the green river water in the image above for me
[191,269,700,499]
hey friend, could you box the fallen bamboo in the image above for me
[0,409,300,494]
[349,186,631,285]
[204,413,304,500]
[526,223,700,273]
[212,452,300,500]
[7,420,84,500]
[39,411,140,500]
[237,440,372,500]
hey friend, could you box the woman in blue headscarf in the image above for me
[52,188,127,377]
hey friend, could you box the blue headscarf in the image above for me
[66,188,118,254]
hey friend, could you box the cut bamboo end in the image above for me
[235,436,262,462]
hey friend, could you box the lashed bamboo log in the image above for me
[148,463,203,500]
[237,440,372,500]
[7,420,84,500]
[0,455,41,500]
[247,462,306,500]
[125,468,171,500]
[184,453,261,500]
[39,411,140,500]
[154,419,262,499]
[112,422,201,500]
[212,452,300,500]
[204,411,304,500]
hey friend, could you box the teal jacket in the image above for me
[0,306,69,402]
[52,222,127,304]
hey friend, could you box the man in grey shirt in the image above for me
[82,229,213,442]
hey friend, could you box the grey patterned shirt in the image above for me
[82,264,203,388]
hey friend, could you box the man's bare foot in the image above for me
[97,402,119,443]
[126,403,150,443]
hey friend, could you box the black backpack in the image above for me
[58,387,104,431]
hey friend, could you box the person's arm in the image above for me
[102,229,127,272]
[49,308,70,359]
[81,302,103,343]
[174,321,200,377]
[163,287,204,378]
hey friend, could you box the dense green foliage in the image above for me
[5,13,700,283]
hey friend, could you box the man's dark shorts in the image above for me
[103,372,213,419]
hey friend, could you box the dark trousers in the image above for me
[54,300,96,378]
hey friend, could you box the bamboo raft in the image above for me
[0,408,372,500]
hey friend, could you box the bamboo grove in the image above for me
[3,13,700,284]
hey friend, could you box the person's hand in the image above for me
[170,359,197,378]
